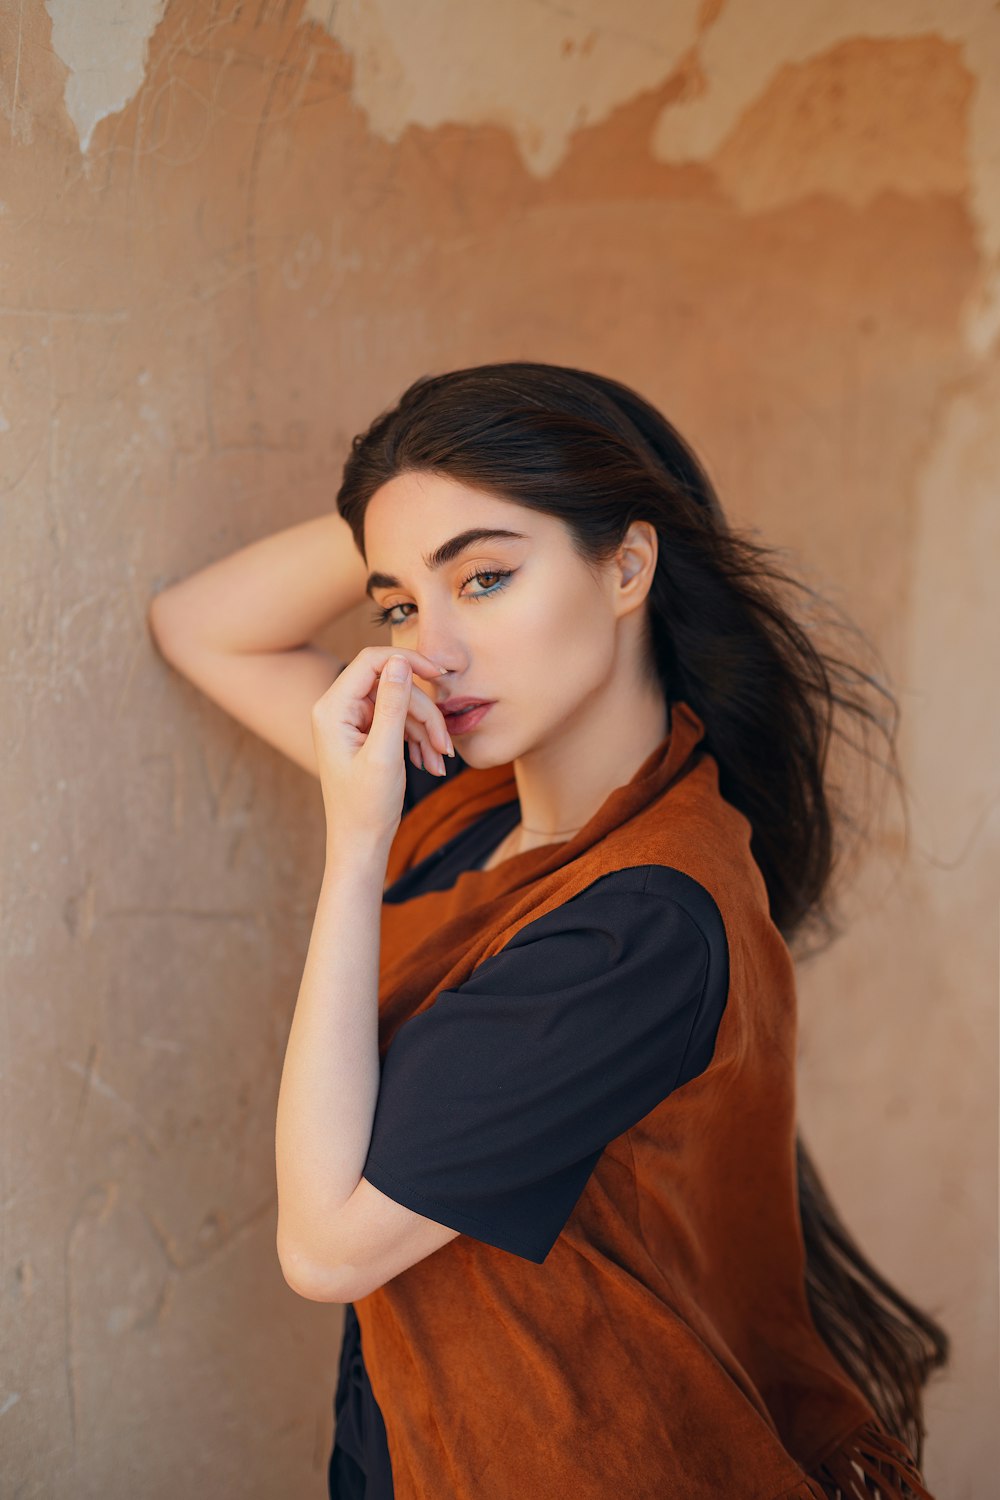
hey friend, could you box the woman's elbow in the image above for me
[276,1233,356,1303]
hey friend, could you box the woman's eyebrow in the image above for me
[365,528,528,597]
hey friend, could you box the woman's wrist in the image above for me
[324,839,390,886]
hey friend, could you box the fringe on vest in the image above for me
[778,1415,936,1499]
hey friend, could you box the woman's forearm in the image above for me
[274,845,386,1288]
[150,510,371,654]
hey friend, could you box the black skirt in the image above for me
[329,1303,394,1499]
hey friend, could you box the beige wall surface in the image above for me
[2,2,997,1496]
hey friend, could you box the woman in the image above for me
[149,361,948,1498]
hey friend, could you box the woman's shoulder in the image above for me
[562,863,727,956]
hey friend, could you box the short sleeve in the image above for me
[362,865,729,1263]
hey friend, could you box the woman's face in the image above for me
[363,470,645,766]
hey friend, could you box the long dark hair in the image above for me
[335,359,950,1465]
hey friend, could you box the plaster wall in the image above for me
[1,2,996,1495]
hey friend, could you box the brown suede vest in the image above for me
[355,700,935,1499]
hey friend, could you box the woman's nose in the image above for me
[415,631,462,677]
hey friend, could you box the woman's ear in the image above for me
[614,521,658,607]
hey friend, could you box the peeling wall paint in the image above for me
[301,0,707,176]
[649,0,1000,353]
[44,0,167,153]
[303,0,999,353]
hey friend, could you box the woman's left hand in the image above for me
[311,645,455,860]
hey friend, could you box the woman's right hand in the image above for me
[339,645,455,776]
[311,646,456,856]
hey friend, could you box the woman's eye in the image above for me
[368,568,514,629]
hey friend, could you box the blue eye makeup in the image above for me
[368,567,515,629]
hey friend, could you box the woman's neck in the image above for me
[506,685,671,854]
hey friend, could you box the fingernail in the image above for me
[386,656,408,681]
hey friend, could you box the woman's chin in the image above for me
[451,739,509,771]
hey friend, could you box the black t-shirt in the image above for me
[329,752,730,1499]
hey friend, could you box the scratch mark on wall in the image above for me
[140,1193,275,1272]
[139,1034,184,1054]
[64,1181,119,1452]
[69,1042,100,1134]
[243,23,314,326]
[8,0,26,145]
[62,1060,160,1153]
[0,306,129,321]
[100,906,261,926]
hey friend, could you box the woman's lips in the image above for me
[442,701,494,733]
